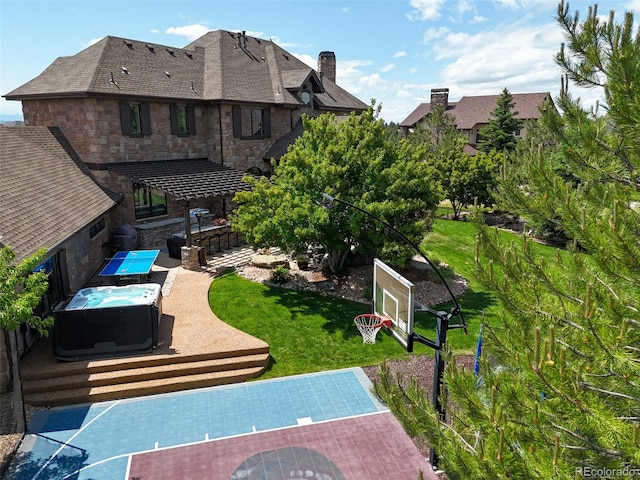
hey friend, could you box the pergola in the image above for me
[109,158,255,245]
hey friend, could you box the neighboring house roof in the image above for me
[400,92,551,129]
[0,126,121,261]
[5,31,367,113]
[108,159,254,201]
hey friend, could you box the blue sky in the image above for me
[0,0,637,123]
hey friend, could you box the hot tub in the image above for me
[53,283,162,360]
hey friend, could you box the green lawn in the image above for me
[208,219,565,379]
[209,269,414,379]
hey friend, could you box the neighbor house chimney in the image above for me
[317,51,336,83]
[430,88,449,110]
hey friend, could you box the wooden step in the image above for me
[24,366,267,407]
[21,345,270,381]
[22,353,270,394]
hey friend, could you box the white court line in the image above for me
[32,400,121,480]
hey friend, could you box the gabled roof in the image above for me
[400,92,551,129]
[0,126,121,261]
[108,159,254,201]
[5,31,367,112]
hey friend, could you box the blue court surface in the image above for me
[4,368,436,480]
[98,250,160,277]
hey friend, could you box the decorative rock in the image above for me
[250,254,289,268]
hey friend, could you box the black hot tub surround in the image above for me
[52,283,163,361]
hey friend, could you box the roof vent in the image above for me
[123,40,133,49]
[145,44,155,53]
[261,56,266,62]
[121,66,129,75]
[166,48,175,56]
[184,51,193,59]
[283,54,289,60]
[165,71,171,78]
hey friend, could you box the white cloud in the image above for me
[456,0,474,14]
[165,24,211,42]
[292,53,316,69]
[470,15,488,23]
[359,73,387,89]
[492,0,557,9]
[335,60,378,101]
[394,50,407,58]
[381,63,396,73]
[423,26,452,43]
[436,24,565,95]
[408,0,445,20]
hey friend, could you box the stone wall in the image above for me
[215,104,296,173]
[134,217,184,249]
[22,98,213,165]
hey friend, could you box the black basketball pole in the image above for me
[319,193,466,471]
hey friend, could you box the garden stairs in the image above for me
[20,343,270,407]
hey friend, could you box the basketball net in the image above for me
[354,314,392,344]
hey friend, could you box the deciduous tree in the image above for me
[0,246,51,334]
[408,106,502,219]
[231,106,441,272]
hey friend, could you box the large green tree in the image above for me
[408,106,503,219]
[231,106,441,272]
[477,87,524,154]
[375,2,640,478]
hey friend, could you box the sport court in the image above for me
[5,368,438,480]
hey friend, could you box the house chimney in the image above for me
[317,51,336,83]
[430,88,449,110]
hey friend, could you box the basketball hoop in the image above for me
[354,314,392,344]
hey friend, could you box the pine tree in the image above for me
[477,87,524,154]
[374,2,640,478]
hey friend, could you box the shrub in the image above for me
[270,265,290,284]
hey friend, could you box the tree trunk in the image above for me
[8,330,25,433]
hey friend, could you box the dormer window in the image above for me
[301,91,311,105]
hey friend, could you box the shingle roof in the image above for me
[0,126,121,261]
[108,159,254,200]
[5,31,368,112]
[263,118,304,161]
[400,93,551,129]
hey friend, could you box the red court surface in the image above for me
[128,411,438,479]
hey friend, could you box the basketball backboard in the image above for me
[373,258,415,352]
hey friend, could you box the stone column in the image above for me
[181,246,200,270]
